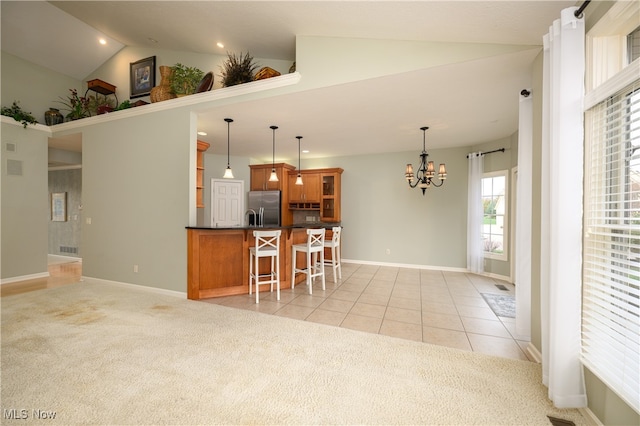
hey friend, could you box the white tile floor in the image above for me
[202,262,534,362]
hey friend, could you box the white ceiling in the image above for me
[2,1,577,163]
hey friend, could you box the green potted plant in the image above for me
[115,100,133,111]
[55,89,90,120]
[1,101,38,128]
[170,63,204,96]
[220,52,258,87]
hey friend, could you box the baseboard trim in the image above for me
[526,342,542,363]
[341,258,468,273]
[341,259,513,283]
[48,254,82,263]
[579,407,604,426]
[1,272,50,285]
[82,276,187,299]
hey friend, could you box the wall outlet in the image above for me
[133,265,139,273]
[385,248,391,255]
[86,217,92,225]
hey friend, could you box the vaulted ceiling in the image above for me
[2,1,576,162]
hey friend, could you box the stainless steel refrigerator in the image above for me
[247,190,281,226]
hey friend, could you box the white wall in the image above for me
[1,120,50,280]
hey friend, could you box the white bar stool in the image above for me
[249,230,281,303]
[324,226,342,283]
[291,228,326,294]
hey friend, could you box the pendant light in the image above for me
[223,118,234,179]
[295,136,303,185]
[269,125,279,182]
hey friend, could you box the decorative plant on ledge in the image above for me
[170,63,204,96]
[56,89,90,120]
[220,52,258,87]
[1,101,38,128]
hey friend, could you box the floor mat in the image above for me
[481,293,516,318]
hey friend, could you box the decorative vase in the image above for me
[44,108,64,125]
[150,66,177,103]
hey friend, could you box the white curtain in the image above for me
[467,152,484,274]
[540,7,587,408]
[515,90,532,341]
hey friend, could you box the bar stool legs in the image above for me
[249,230,281,303]
[291,228,326,294]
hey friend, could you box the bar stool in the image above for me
[291,228,325,294]
[249,230,281,303]
[323,226,342,283]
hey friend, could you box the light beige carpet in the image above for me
[1,281,587,425]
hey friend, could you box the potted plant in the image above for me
[220,52,258,87]
[55,89,90,120]
[170,63,204,96]
[115,100,133,111]
[87,93,116,115]
[0,101,38,128]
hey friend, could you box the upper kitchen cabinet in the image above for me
[249,163,295,191]
[287,171,320,205]
[320,169,343,222]
[288,168,342,222]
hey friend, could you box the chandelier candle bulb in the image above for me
[439,164,447,179]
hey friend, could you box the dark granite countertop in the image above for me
[186,223,341,231]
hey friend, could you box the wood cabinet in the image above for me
[187,226,326,299]
[196,141,210,208]
[288,168,343,222]
[320,170,342,222]
[249,163,295,226]
[249,163,294,191]
[287,171,320,204]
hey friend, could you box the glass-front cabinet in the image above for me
[320,169,343,222]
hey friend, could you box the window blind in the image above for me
[582,79,640,413]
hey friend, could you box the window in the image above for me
[627,25,640,64]
[481,171,508,261]
[582,81,640,412]
[582,1,640,412]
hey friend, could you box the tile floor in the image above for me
[202,262,534,362]
[3,258,532,362]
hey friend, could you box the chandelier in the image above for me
[405,126,447,195]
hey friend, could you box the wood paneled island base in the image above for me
[186,226,337,300]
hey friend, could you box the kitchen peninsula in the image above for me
[186,224,339,300]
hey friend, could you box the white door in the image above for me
[211,179,244,227]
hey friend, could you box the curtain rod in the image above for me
[466,148,505,159]
[574,0,591,18]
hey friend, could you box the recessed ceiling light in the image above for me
[216,42,224,49]
[302,150,310,154]
[197,131,207,136]
[99,38,107,45]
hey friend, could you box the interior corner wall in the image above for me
[1,121,49,280]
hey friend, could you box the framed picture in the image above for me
[51,192,67,222]
[130,56,156,98]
